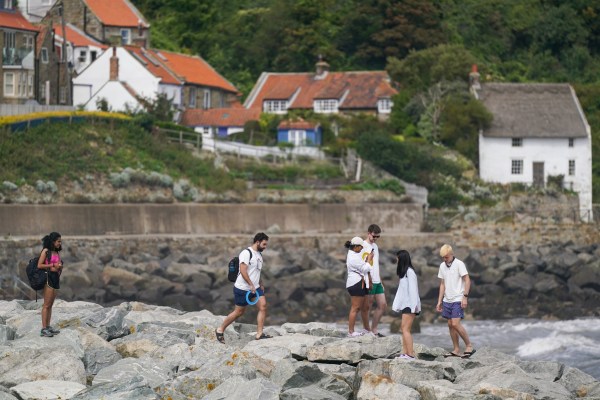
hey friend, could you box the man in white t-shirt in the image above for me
[216,232,271,343]
[436,244,475,358]
[360,224,387,337]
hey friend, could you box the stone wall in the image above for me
[0,203,424,236]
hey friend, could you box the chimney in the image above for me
[109,47,119,81]
[315,55,329,79]
[469,64,481,95]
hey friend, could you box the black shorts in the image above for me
[347,280,369,297]
[47,271,60,290]
[401,307,420,316]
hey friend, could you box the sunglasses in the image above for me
[371,234,380,238]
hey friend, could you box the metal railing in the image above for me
[0,104,75,116]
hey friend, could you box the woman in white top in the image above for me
[345,236,373,338]
[392,250,421,359]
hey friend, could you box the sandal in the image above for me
[255,333,273,340]
[215,329,225,344]
[461,349,476,359]
[443,352,461,358]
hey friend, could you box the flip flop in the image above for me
[443,352,461,358]
[255,333,273,340]
[215,329,225,344]
[462,349,476,358]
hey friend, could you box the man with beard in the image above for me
[216,232,271,343]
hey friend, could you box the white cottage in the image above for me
[474,83,593,221]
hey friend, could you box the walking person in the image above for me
[346,236,373,337]
[361,224,387,337]
[392,250,421,360]
[216,232,272,343]
[37,232,63,337]
[436,244,476,358]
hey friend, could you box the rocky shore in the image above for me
[1,234,599,324]
[0,299,599,400]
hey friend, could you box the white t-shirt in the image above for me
[346,250,372,288]
[437,257,468,303]
[234,247,263,291]
[362,240,380,283]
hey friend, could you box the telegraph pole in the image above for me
[57,1,70,105]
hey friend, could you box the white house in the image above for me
[53,23,107,75]
[18,0,56,23]
[474,82,593,221]
[72,46,182,112]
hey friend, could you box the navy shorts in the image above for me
[442,301,464,319]
[347,280,369,297]
[233,287,264,306]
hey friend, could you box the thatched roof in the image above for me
[476,83,588,138]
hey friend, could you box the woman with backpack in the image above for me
[392,249,421,360]
[37,232,63,337]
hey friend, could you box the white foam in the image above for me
[512,318,600,334]
[517,332,600,357]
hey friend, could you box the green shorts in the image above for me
[368,283,384,295]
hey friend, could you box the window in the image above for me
[41,48,48,64]
[41,0,52,4]
[569,160,575,176]
[264,100,289,113]
[3,72,14,96]
[24,35,34,51]
[17,73,27,97]
[511,159,523,175]
[512,138,522,147]
[120,29,131,45]
[288,130,306,146]
[314,99,339,113]
[378,99,392,113]
[39,82,46,100]
[202,127,210,136]
[59,86,67,104]
[90,51,97,62]
[4,31,15,49]
[189,87,197,107]
[78,50,87,63]
[4,0,12,9]
[568,138,574,147]
[27,74,33,97]
[203,89,211,109]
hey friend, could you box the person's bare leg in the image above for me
[348,296,364,333]
[42,286,55,328]
[401,313,416,356]
[255,297,267,338]
[451,319,473,352]
[371,293,387,334]
[448,319,461,354]
[360,295,372,331]
[217,306,246,334]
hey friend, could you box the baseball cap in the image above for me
[350,237,363,246]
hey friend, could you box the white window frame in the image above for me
[23,35,34,51]
[511,159,523,175]
[189,87,197,107]
[41,47,49,64]
[4,31,15,50]
[28,74,33,97]
[203,89,211,109]
[568,160,575,176]
[3,72,14,96]
[39,82,46,100]
[17,72,27,97]
[4,0,12,9]
[314,99,339,113]
[120,29,131,45]
[377,98,392,113]
[512,138,523,147]
[288,130,306,146]
[264,100,289,114]
[78,50,87,63]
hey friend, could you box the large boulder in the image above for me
[11,380,86,400]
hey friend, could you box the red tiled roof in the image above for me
[83,0,148,28]
[153,50,238,93]
[246,71,397,110]
[278,119,319,130]
[125,47,181,85]
[53,23,107,48]
[0,9,38,32]
[181,107,261,127]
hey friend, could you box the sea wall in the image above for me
[0,203,423,236]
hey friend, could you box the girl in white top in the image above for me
[392,250,421,359]
[345,236,373,337]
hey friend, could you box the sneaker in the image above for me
[398,354,415,360]
[40,328,53,337]
[47,326,60,334]
[359,329,376,336]
[347,331,364,338]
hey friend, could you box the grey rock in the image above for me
[568,264,600,291]
[389,359,457,389]
[357,370,420,400]
[82,306,129,340]
[11,380,86,400]
[306,335,402,364]
[281,322,345,337]
[203,376,280,400]
[280,386,347,400]
[93,356,173,388]
[71,376,158,400]
[77,327,121,376]
[0,326,15,344]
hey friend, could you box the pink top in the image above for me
[46,252,62,275]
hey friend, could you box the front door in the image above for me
[533,162,544,187]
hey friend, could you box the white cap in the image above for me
[350,236,363,246]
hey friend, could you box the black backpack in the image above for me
[26,253,49,293]
[228,248,252,282]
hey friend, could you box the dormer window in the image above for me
[264,100,288,114]
[4,0,13,9]
[512,138,523,147]
[377,98,392,113]
[314,99,338,113]
[120,29,131,45]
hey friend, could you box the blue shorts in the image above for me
[442,301,464,319]
[233,287,264,306]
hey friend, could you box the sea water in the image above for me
[409,317,600,380]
